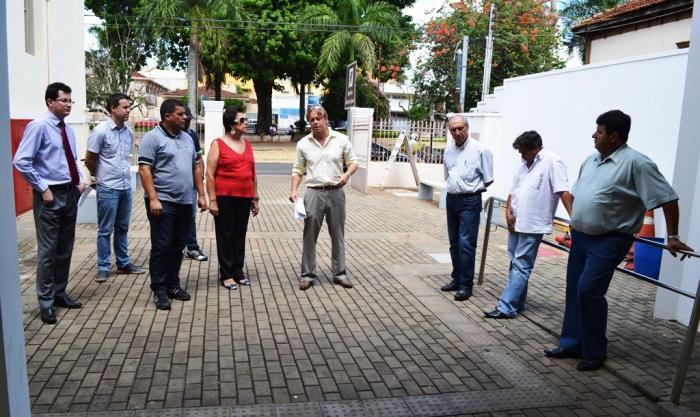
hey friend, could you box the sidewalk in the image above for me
[17,175,699,416]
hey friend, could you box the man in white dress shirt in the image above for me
[440,115,494,301]
[484,130,572,319]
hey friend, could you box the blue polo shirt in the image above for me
[138,125,197,204]
[571,144,678,235]
[87,118,133,190]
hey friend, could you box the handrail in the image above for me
[478,196,699,405]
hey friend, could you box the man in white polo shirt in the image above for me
[484,130,572,319]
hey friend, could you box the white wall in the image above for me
[6,0,88,173]
[368,162,443,188]
[654,7,700,327]
[472,49,688,225]
[470,48,697,325]
[590,19,692,63]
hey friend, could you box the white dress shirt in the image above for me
[443,138,494,194]
[510,149,569,234]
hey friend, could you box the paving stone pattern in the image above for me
[16,176,699,416]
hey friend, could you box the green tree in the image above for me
[139,0,243,115]
[560,0,624,60]
[85,0,152,112]
[299,0,403,76]
[226,0,314,134]
[412,0,563,116]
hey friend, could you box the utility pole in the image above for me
[454,36,469,112]
[482,3,495,102]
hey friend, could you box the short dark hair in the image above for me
[45,82,72,106]
[223,106,244,132]
[513,130,542,150]
[160,99,185,120]
[106,93,131,113]
[596,110,631,142]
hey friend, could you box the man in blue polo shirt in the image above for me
[545,110,693,371]
[85,93,145,282]
[138,99,207,310]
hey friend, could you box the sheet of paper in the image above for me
[78,186,93,207]
[294,197,306,219]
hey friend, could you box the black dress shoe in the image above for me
[483,309,513,319]
[454,288,472,301]
[441,281,459,292]
[40,307,57,324]
[544,346,581,359]
[54,295,82,309]
[577,359,605,371]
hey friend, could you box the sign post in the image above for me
[345,61,357,109]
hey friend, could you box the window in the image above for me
[24,0,35,55]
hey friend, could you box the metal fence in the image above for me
[371,119,447,164]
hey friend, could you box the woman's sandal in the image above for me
[221,279,238,290]
[236,277,251,286]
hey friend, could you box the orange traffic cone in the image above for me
[638,210,655,238]
[624,211,655,270]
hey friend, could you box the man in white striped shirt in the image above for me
[484,130,572,319]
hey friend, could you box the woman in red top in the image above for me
[206,107,259,290]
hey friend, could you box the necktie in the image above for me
[58,121,80,185]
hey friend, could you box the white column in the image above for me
[347,107,374,194]
[202,100,225,155]
[654,0,700,326]
[0,0,32,414]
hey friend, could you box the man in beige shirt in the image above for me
[290,105,359,290]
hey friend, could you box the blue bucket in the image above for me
[633,237,664,279]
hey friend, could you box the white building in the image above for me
[573,0,693,64]
[7,0,88,215]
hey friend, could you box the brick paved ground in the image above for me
[16,174,699,416]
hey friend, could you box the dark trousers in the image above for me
[214,196,251,282]
[446,192,482,290]
[33,184,79,309]
[145,200,191,291]
[559,229,634,361]
[186,189,200,251]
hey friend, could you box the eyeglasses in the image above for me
[233,117,247,125]
[53,98,75,104]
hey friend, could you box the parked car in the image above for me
[133,118,159,129]
[246,120,257,134]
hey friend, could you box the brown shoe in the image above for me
[333,276,353,289]
[299,278,315,291]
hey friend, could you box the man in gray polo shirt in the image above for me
[138,99,207,310]
[86,93,145,282]
[545,110,693,371]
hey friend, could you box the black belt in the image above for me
[48,182,76,191]
[447,189,485,196]
[309,184,342,191]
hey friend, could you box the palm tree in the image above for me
[299,0,402,76]
[140,0,243,115]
